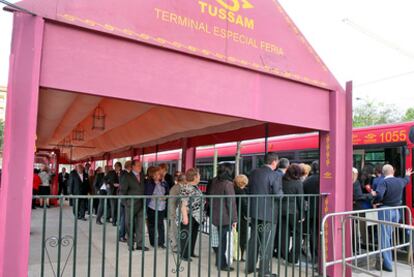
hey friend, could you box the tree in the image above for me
[353,98,402,127]
[403,107,414,122]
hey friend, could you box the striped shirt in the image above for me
[179,184,205,224]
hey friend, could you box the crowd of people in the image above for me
[34,155,319,275]
[31,152,413,276]
[352,163,412,272]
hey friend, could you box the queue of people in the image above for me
[34,153,413,275]
[33,155,322,276]
[352,163,413,272]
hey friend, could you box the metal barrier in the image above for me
[31,194,326,277]
[321,206,414,277]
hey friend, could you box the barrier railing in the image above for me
[31,194,327,277]
[321,206,414,277]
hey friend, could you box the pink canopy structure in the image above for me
[0,1,352,276]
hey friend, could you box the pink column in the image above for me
[51,151,60,206]
[0,13,44,277]
[107,159,113,167]
[181,139,196,172]
[319,86,353,277]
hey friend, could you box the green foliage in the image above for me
[353,98,402,127]
[403,107,414,122]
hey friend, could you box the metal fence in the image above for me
[31,194,326,277]
[321,206,414,277]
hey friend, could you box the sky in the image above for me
[0,0,413,111]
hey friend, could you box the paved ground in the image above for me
[28,204,412,277]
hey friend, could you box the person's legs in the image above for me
[96,190,107,223]
[290,220,302,263]
[378,209,393,270]
[72,201,76,216]
[38,187,44,207]
[309,217,319,261]
[258,221,276,276]
[280,216,289,260]
[110,198,118,225]
[32,189,37,209]
[179,222,191,259]
[83,199,92,216]
[125,206,134,249]
[96,198,103,223]
[93,197,99,215]
[247,220,259,273]
[190,219,199,256]
[118,203,126,239]
[72,196,78,217]
[78,198,86,218]
[147,208,156,246]
[135,208,145,248]
[157,210,165,246]
[273,221,279,256]
[59,185,67,205]
[217,225,230,269]
[169,218,178,251]
[45,187,50,207]
[106,199,112,222]
[383,209,400,270]
[239,217,248,259]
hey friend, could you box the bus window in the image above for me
[364,151,385,163]
[197,164,213,183]
[297,150,319,164]
[353,150,365,171]
[384,148,404,177]
[170,162,178,175]
[354,147,405,181]
[241,155,253,175]
[409,125,414,144]
[275,151,296,163]
[196,158,214,183]
[255,155,265,169]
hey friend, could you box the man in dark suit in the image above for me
[302,161,320,260]
[374,165,413,272]
[105,162,122,226]
[119,160,148,251]
[69,164,89,220]
[118,161,132,242]
[273,157,289,256]
[58,167,69,196]
[247,152,283,277]
[275,158,289,178]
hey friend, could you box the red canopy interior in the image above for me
[36,89,313,162]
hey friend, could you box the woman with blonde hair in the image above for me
[234,174,249,261]
[299,163,312,181]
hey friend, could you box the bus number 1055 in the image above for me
[380,130,407,143]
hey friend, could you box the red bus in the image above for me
[142,121,414,209]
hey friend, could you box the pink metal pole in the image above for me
[344,82,354,277]
[319,87,353,277]
[181,139,195,172]
[0,13,44,277]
